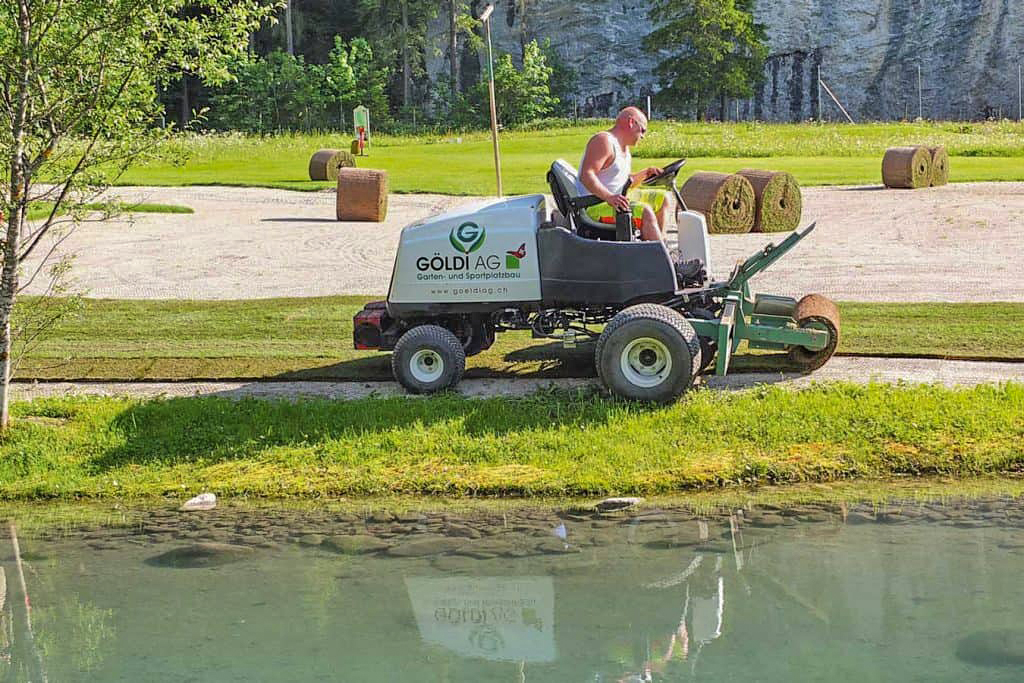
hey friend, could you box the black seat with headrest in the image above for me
[546,159,633,242]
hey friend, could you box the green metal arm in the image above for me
[684,223,826,376]
[724,222,816,291]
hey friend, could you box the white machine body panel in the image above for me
[676,209,712,277]
[389,194,547,304]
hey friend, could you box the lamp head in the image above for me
[479,4,494,21]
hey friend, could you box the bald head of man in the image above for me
[613,106,648,146]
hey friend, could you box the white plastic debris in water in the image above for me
[180,492,217,511]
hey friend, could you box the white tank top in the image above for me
[576,131,631,196]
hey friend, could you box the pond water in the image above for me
[3,498,1024,682]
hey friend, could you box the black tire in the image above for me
[595,304,702,403]
[689,307,719,374]
[391,325,466,394]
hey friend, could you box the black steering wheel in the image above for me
[643,158,687,186]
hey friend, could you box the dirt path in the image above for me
[13,357,1024,402]
[20,182,1024,302]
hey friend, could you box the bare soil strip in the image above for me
[20,183,1024,302]
[12,357,1024,402]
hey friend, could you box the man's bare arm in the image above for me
[579,134,630,211]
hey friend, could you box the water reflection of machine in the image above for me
[405,576,556,663]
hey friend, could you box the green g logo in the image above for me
[449,222,485,254]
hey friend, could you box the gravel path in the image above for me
[21,182,1024,302]
[13,357,1024,402]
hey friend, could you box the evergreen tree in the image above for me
[644,0,767,120]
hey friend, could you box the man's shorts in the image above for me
[584,188,670,228]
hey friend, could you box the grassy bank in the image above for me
[116,121,1024,193]
[25,202,193,221]
[3,383,1023,498]
[14,297,1024,381]
[11,477,1024,531]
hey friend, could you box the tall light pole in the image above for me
[480,4,503,197]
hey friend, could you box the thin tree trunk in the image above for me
[180,77,190,125]
[448,0,459,94]
[1,1,32,429]
[720,93,727,121]
[401,0,411,107]
[285,0,294,55]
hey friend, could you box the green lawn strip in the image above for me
[13,298,1024,381]
[3,382,1023,498]
[118,152,1023,195]
[25,202,193,221]
[115,122,1024,194]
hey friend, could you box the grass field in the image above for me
[117,121,1024,194]
[25,202,194,221]
[14,297,1024,381]
[3,382,1022,498]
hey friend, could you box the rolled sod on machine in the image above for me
[308,149,356,181]
[336,168,388,222]
[882,146,932,189]
[679,171,755,234]
[736,169,803,233]
[928,146,949,186]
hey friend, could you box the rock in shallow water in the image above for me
[595,497,644,512]
[146,543,254,569]
[387,536,465,557]
[956,629,1024,667]
[323,535,391,555]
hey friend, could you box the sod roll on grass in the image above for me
[336,168,388,222]
[737,169,803,233]
[882,146,932,189]
[929,146,949,186]
[308,149,357,181]
[680,171,755,234]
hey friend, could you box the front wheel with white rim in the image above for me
[391,325,466,394]
[595,304,701,403]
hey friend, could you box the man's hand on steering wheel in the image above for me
[635,167,662,185]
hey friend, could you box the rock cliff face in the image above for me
[427,0,1023,121]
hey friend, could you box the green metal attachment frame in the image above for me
[685,223,830,375]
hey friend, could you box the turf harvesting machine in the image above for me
[353,159,840,402]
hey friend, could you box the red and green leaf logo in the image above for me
[505,243,526,269]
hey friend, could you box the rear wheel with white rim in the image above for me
[595,304,701,403]
[391,325,466,394]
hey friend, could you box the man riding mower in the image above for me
[352,147,840,403]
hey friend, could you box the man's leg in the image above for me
[656,192,674,233]
[629,189,672,236]
[639,204,662,241]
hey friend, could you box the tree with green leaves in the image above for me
[0,0,280,428]
[495,40,559,126]
[346,37,391,126]
[645,0,767,120]
[451,40,558,128]
[210,50,329,131]
[356,0,436,111]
